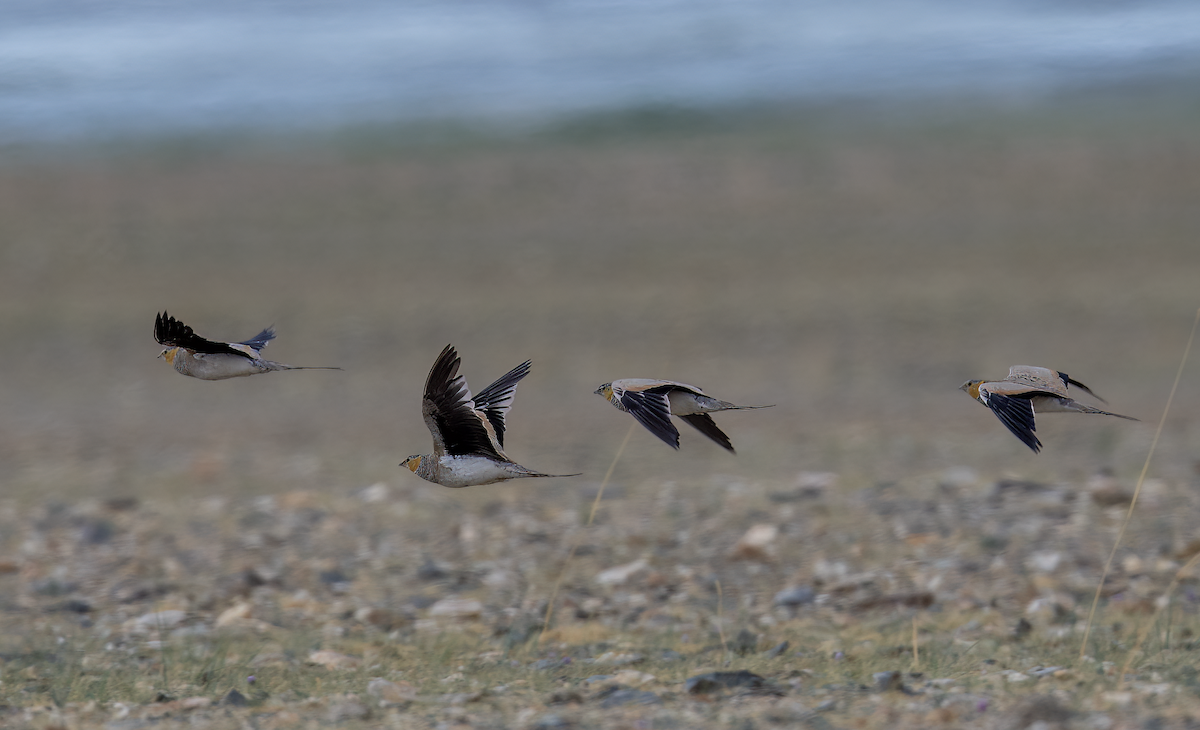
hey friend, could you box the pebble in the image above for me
[307,650,361,670]
[327,698,371,723]
[685,670,766,694]
[123,610,188,635]
[593,652,644,666]
[598,689,662,708]
[215,601,253,627]
[728,523,778,561]
[773,586,816,607]
[428,597,483,619]
[595,559,648,586]
[873,671,903,692]
[611,670,655,687]
[367,679,417,704]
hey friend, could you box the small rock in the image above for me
[307,650,361,669]
[215,602,253,627]
[428,597,483,619]
[731,629,759,655]
[124,610,188,635]
[598,689,661,708]
[546,689,584,705]
[531,713,571,729]
[328,699,371,723]
[1012,617,1033,640]
[873,671,904,692]
[685,670,766,694]
[593,651,644,666]
[1027,551,1063,574]
[367,679,417,704]
[483,569,514,589]
[773,586,816,607]
[595,559,648,586]
[533,658,571,670]
[763,640,790,658]
[417,557,448,581]
[179,697,211,710]
[611,670,655,687]
[729,524,778,561]
[221,689,248,707]
[1012,695,1074,725]
[355,606,399,629]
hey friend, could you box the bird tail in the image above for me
[262,361,342,372]
[715,401,775,411]
[1071,402,1138,421]
[513,466,582,479]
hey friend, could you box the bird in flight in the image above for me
[154,312,340,380]
[594,379,773,452]
[402,345,580,487]
[960,365,1137,453]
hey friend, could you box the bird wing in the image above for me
[1006,365,1107,403]
[238,326,276,353]
[616,383,681,449]
[471,360,531,449]
[980,382,1043,453]
[421,345,507,460]
[678,413,734,453]
[154,312,256,360]
[1005,365,1069,397]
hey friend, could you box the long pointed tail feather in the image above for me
[715,402,775,411]
[263,361,342,372]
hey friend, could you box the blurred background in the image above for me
[2,0,1200,506]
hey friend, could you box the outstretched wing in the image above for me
[472,360,531,449]
[679,413,734,453]
[617,384,680,449]
[154,312,255,360]
[981,386,1042,453]
[421,345,506,460]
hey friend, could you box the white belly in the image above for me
[667,390,716,415]
[433,455,518,488]
[177,353,267,380]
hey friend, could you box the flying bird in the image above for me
[402,345,580,487]
[154,312,340,380]
[594,379,773,452]
[959,365,1137,453]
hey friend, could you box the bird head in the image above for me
[401,455,423,473]
[593,383,613,401]
[159,347,177,364]
[959,380,984,401]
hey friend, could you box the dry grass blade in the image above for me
[538,421,636,645]
[1079,307,1200,661]
[716,579,728,658]
[1118,551,1200,688]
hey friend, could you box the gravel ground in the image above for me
[2,95,1200,727]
